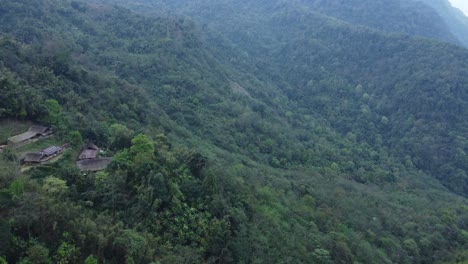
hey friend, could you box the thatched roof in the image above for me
[28,126,49,134]
[23,152,45,163]
[8,131,38,144]
[8,126,51,145]
[77,158,111,172]
[85,143,99,150]
[79,149,98,160]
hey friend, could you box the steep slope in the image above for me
[92,0,468,196]
[92,0,460,44]
[299,0,458,43]
[1,1,468,263]
[417,0,468,47]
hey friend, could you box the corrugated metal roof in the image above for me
[41,146,61,156]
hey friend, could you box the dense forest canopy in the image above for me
[91,0,468,196]
[0,0,467,263]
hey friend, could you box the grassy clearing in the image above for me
[0,157,14,170]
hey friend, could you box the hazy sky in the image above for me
[448,0,468,16]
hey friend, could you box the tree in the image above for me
[25,244,50,264]
[67,131,83,147]
[42,176,68,197]
[186,152,207,179]
[109,124,134,150]
[54,241,79,264]
[44,99,65,130]
[84,255,98,264]
[403,239,420,258]
[130,134,155,155]
[0,220,11,256]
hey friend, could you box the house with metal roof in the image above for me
[41,146,62,156]
[21,145,63,164]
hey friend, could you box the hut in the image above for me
[79,143,99,160]
[29,126,53,136]
[40,146,62,162]
[8,126,52,146]
[22,153,45,164]
[8,131,39,145]
[21,145,63,165]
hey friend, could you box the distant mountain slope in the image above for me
[300,0,459,43]
[92,0,468,196]
[91,0,461,44]
[417,0,468,47]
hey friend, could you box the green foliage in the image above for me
[0,220,12,256]
[84,255,98,264]
[130,134,154,156]
[0,0,467,263]
[42,176,68,197]
[54,241,79,264]
[44,99,63,128]
[67,130,83,147]
[25,244,50,264]
[109,124,134,150]
[1,148,17,162]
[9,179,25,198]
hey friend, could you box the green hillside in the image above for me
[91,0,460,44]
[417,0,468,47]
[93,0,468,196]
[0,0,467,263]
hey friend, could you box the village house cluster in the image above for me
[5,125,111,171]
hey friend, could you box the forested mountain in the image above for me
[0,0,467,263]
[417,0,468,47]
[299,0,458,43]
[92,0,468,197]
[93,0,466,46]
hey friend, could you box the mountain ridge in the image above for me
[0,0,467,263]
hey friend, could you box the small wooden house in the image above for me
[29,126,53,136]
[79,143,99,160]
[22,145,63,165]
[8,131,38,145]
[22,153,45,164]
[8,126,52,146]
